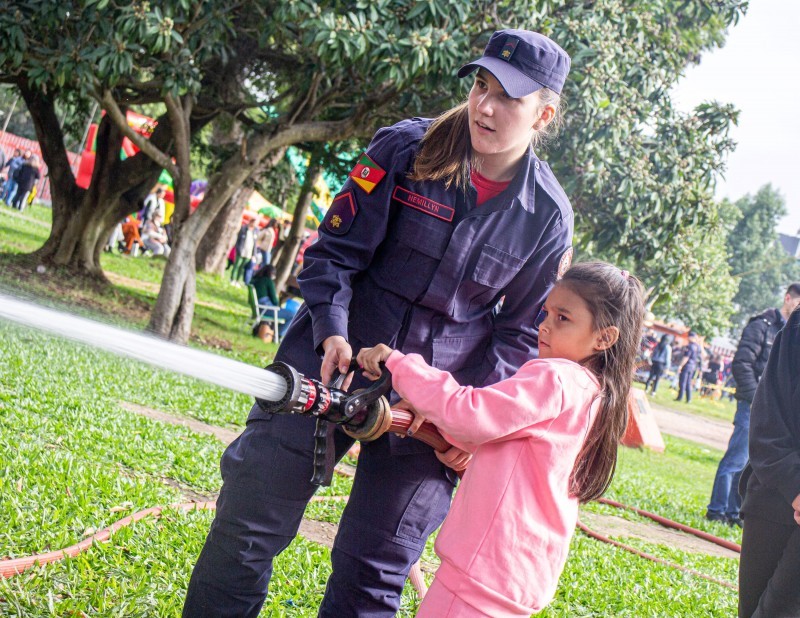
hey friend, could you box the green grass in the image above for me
[0,206,739,616]
[633,379,737,423]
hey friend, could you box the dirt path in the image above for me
[649,402,732,451]
[121,400,738,562]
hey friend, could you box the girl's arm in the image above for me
[385,350,565,446]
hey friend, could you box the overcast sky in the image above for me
[671,0,800,236]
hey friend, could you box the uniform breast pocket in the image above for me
[462,245,525,311]
[372,214,450,302]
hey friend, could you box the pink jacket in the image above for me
[385,351,601,616]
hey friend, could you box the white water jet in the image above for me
[0,291,287,402]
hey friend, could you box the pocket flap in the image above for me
[472,245,525,288]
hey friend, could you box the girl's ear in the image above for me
[593,326,620,351]
[532,104,556,131]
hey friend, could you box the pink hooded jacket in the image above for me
[385,351,601,616]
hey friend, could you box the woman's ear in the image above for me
[593,326,620,351]
[532,104,556,131]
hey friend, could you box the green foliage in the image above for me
[0,0,236,99]
[652,199,739,335]
[726,184,800,329]
[546,1,744,298]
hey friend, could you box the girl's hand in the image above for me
[435,446,472,472]
[390,399,425,438]
[792,493,800,526]
[356,344,394,380]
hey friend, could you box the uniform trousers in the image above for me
[416,578,532,618]
[644,361,665,394]
[739,515,800,617]
[676,365,696,402]
[183,409,454,617]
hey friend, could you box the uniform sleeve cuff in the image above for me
[310,304,350,352]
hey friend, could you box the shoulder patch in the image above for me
[557,246,573,279]
[349,152,386,194]
[324,191,358,235]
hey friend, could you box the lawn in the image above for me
[0,205,740,616]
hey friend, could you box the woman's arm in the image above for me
[298,126,413,354]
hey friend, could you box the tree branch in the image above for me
[98,89,178,177]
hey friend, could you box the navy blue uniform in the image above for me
[676,340,702,403]
[184,118,573,617]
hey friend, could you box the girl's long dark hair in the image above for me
[560,262,645,503]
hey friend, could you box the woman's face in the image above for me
[467,70,546,171]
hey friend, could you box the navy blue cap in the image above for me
[457,29,571,97]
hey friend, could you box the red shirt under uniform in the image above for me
[471,169,511,206]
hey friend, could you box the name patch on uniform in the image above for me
[349,152,386,194]
[392,186,454,223]
[324,191,358,235]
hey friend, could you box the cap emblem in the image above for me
[499,37,519,62]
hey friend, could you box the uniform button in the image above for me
[534,162,540,170]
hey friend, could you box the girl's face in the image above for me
[467,70,550,173]
[537,285,613,363]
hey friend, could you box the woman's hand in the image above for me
[792,493,800,526]
[356,344,394,380]
[435,446,472,472]
[321,335,353,388]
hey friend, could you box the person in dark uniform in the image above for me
[707,283,800,526]
[184,28,574,618]
[738,305,800,617]
[675,330,701,403]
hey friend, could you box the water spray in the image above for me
[0,291,397,484]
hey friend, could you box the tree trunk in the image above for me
[275,154,323,293]
[18,81,177,277]
[195,185,252,274]
[148,94,198,342]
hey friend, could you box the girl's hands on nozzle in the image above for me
[356,344,394,380]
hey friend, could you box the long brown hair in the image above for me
[559,262,645,503]
[409,85,565,190]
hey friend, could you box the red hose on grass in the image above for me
[597,497,741,553]
[0,501,216,579]
[576,521,738,591]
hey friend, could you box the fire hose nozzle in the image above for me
[257,361,393,441]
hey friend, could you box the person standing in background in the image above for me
[707,283,800,526]
[645,333,672,395]
[738,304,800,617]
[675,330,701,403]
[230,218,258,286]
[10,154,40,211]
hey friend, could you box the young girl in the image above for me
[358,262,645,617]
